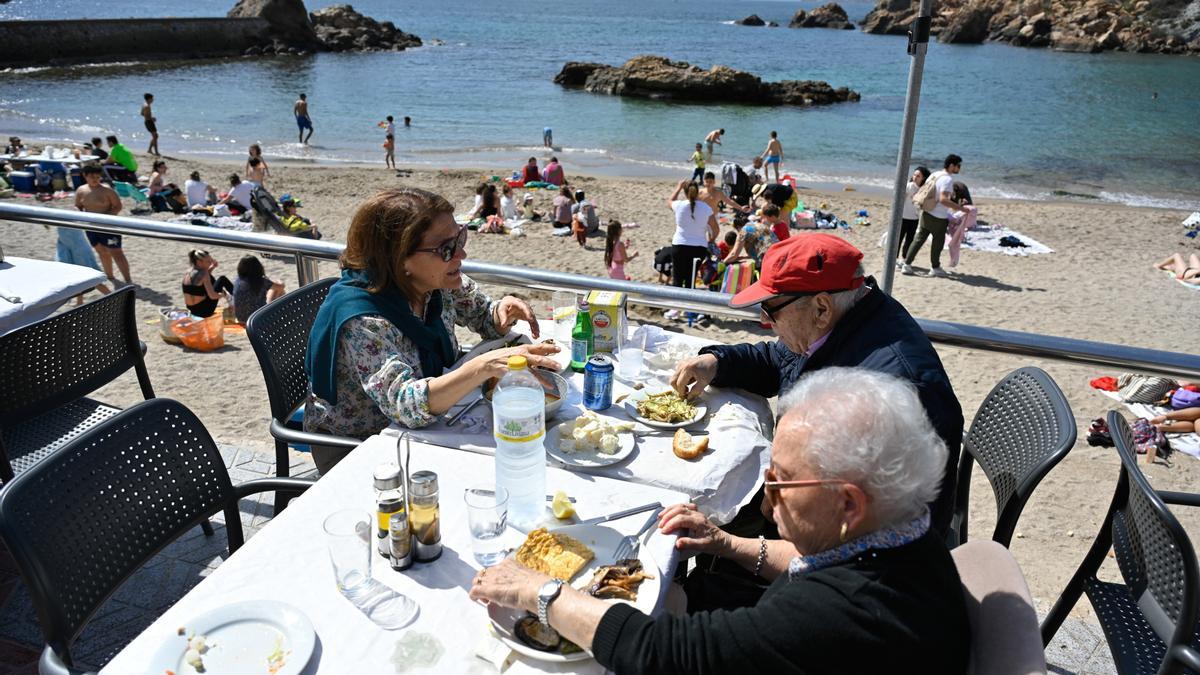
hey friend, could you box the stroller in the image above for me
[249,185,320,239]
[720,161,752,226]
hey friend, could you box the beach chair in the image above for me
[112,180,151,214]
[0,398,313,673]
[951,540,1047,675]
[245,278,360,514]
[1040,411,1200,673]
[248,184,293,236]
[950,367,1075,548]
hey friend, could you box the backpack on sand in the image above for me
[912,170,946,214]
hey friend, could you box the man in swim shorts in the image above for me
[76,165,133,286]
[295,93,314,145]
[704,128,724,159]
[543,126,553,148]
[761,130,783,183]
[141,93,159,156]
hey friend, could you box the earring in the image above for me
[839,522,848,543]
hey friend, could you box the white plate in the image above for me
[149,600,315,675]
[488,523,661,663]
[623,389,707,429]
[545,423,636,468]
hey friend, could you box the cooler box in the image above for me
[8,171,34,192]
[69,168,83,189]
[586,290,627,354]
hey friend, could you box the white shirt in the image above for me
[671,199,714,247]
[184,179,210,208]
[227,181,254,210]
[902,180,919,220]
[500,195,517,221]
[928,172,954,219]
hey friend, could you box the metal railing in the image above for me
[3,202,1198,380]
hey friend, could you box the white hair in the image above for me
[827,264,869,314]
[777,367,947,527]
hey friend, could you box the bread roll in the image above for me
[672,429,709,460]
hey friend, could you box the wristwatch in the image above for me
[537,578,565,627]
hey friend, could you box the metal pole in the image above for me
[880,0,934,295]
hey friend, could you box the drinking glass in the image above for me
[324,509,372,599]
[464,486,510,567]
[617,327,646,380]
[552,291,577,342]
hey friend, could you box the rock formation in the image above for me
[859,0,1198,53]
[736,14,768,26]
[554,56,860,107]
[229,0,320,48]
[789,4,856,29]
[310,4,421,51]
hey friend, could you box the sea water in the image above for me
[493,384,546,530]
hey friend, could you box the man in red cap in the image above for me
[668,233,963,611]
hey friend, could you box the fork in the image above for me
[613,507,663,561]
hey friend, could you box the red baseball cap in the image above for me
[730,233,865,308]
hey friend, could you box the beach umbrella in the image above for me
[880,0,934,295]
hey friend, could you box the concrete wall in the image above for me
[0,17,272,67]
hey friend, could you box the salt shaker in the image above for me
[409,470,442,562]
[389,511,414,571]
[374,463,406,560]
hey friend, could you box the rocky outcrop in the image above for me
[554,55,859,107]
[736,14,768,25]
[229,0,320,47]
[789,4,856,29]
[310,4,421,51]
[860,0,1199,54]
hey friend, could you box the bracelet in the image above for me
[753,535,767,578]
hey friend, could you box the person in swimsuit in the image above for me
[245,144,270,186]
[294,93,314,145]
[1155,252,1200,283]
[704,128,724,159]
[604,220,637,280]
[141,93,159,156]
[761,130,783,183]
[76,165,133,285]
[182,249,234,318]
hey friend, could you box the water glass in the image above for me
[617,328,646,380]
[464,486,509,567]
[552,291,577,342]
[324,509,372,599]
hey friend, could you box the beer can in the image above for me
[583,354,614,410]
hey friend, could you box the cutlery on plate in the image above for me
[584,501,662,525]
[614,507,663,561]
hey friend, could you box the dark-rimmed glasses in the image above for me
[413,225,468,262]
[760,294,807,323]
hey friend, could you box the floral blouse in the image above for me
[304,274,503,438]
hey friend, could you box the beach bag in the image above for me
[170,313,226,352]
[1117,373,1178,404]
[1171,388,1200,410]
[912,170,945,214]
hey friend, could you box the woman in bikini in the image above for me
[1154,252,1200,283]
[182,249,235,318]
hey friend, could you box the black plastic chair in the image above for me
[1041,411,1200,673]
[0,286,154,484]
[245,278,359,513]
[0,398,313,674]
[951,367,1076,547]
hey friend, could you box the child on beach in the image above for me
[232,255,285,325]
[383,134,395,169]
[521,194,543,221]
[761,204,790,244]
[717,230,736,259]
[604,220,638,280]
[690,142,705,183]
[246,144,270,186]
[552,185,574,230]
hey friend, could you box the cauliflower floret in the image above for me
[559,438,576,453]
[599,434,620,455]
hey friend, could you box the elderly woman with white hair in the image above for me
[469,368,970,673]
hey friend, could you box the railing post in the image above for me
[295,254,319,287]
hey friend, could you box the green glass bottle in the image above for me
[570,298,593,373]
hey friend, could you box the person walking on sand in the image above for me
[383,134,395,169]
[760,131,783,183]
[897,166,931,257]
[902,154,963,278]
[294,93,314,145]
[141,93,159,156]
[690,143,706,183]
[76,165,132,286]
[704,128,724,159]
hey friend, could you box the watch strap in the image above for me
[538,578,564,627]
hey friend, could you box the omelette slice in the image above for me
[515,528,595,580]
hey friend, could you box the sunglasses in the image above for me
[413,225,468,262]
[760,294,807,323]
[763,466,849,508]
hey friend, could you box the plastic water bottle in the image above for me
[493,355,547,529]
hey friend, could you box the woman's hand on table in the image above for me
[657,503,730,556]
[494,296,541,338]
[670,354,718,401]
[470,342,561,382]
[469,559,546,613]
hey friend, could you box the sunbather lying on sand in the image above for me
[1152,406,1200,434]
[1155,252,1200,283]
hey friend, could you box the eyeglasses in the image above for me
[764,467,848,491]
[760,294,807,323]
[413,225,468,262]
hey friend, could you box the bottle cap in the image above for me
[373,462,402,490]
[507,355,528,370]
[409,470,439,497]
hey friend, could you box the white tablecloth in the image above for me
[392,330,774,525]
[0,256,107,335]
[0,153,99,166]
[103,435,688,675]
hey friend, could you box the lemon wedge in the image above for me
[551,491,575,520]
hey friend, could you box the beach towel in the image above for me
[169,214,254,231]
[1096,388,1200,458]
[946,205,975,267]
[958,223,1053,256]
[720,260,756,295]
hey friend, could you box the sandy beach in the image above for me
[2,147,1198,621]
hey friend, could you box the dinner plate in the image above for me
[623,389,707,429]
[545,423,636,468]
[487,523,661,663]
[149,600,315,675]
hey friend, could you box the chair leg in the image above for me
[273,439,292,516]
[200,518,214,536]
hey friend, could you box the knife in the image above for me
[583,501,662,525]
[473,489,576,503]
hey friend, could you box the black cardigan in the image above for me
[591,531,970,674]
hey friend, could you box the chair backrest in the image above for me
[0,398,236,666]
[112,180,147,202]
[245,277,336,422]
[951,540,1047,675]
[956,367,1076,546]
[0,286,151,425]
[1108,411,1200,660]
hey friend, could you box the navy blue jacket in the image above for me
[700,279,963,533]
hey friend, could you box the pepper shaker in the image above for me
[409,470,442,562]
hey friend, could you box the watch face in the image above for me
[539,580,562,600]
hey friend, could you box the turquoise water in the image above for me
[2,0,1198,208]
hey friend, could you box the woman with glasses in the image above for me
[304,187,559,474]
[470,367,968,673]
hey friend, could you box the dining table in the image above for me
[0,256,107,335]
[102,433,691,674]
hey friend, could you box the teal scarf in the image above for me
[306,269,456,405]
